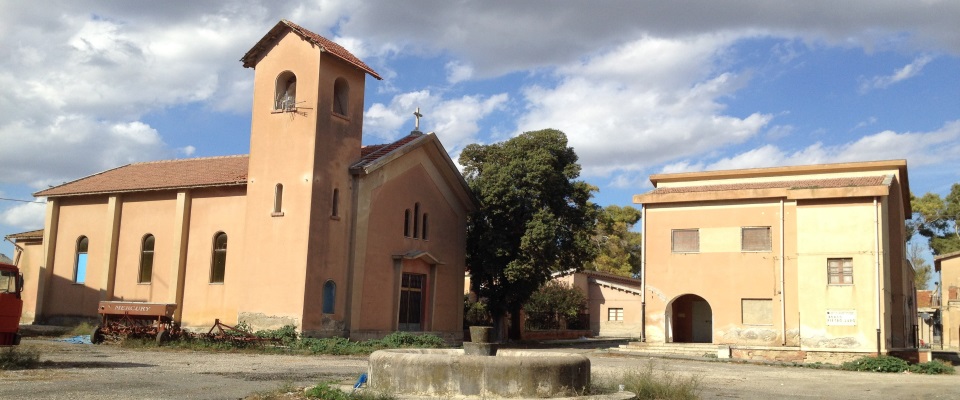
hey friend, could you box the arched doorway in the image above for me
[668,294,712,343]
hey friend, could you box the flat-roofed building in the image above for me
[632,160,916,362]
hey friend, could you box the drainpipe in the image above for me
[780,199,786,346]
[640,204,646,342]
[874,197,882,356]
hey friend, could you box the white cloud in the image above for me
[517,35,772,178]
[683,120,960,171]
[363,90,508,153]
[860,55,934,92]
[0,200,46,230]
[445,61,474,84]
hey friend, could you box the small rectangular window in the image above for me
[828,258,853,285]
[608,308,624,321]
[741,227,772,252]
[671,229,699,253]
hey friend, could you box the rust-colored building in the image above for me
[8,20,476,341]
[633,160,917,362]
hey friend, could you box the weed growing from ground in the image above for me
[66,321,96,337]
[908,360,955,374]
[117,325,446,356]
[593,360,702,400]
[0,347,40,370]
[839,355,954,374]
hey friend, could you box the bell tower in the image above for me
[237,20,382,331]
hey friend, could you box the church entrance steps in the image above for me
[613,342,729,358]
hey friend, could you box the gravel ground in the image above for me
[2,338,960,399]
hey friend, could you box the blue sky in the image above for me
[1,1,958,283]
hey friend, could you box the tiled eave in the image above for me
[39,181,247,199]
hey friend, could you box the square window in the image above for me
[741,227,772,252]
[608,308,624,321]
[828,258,853,285]
[672,229,699,253]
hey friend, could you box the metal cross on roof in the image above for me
[413,107,423,131]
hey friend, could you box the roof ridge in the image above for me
[132,154,249,165]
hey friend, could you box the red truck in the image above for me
[0,262,23,346]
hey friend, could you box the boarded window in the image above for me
[210,232,227,283]
[741,299,773,325]
[608,308,624,321]
[741,227,772,252]
[139,234,155,284]
[828,258,853,285]
[672,229,699,253]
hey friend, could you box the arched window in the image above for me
[331,188,339,217]
[138,234,155,284]
[210,232,228,283]
[74,236,89,284]
[404,209,411,237]
[413,203,421,238]
[422,214,429,240]
[275,71,297,111]
[322,280,336,314]
[273,183,283,215]
[333,78,349,116]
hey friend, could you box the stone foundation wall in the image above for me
[732,347,806,362]
[802,350,869,364]
[238,312,299,331]
[729,346,882,364]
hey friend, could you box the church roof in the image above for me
[34,155,249,198]
[32,134,450,199]
[354,132,424,170]
[241,20,382,80]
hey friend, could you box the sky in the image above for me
[0,1,958,282]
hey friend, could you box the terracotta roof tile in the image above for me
[917,290,935,308]
[649,176,887,195]
[5,229,43,240]
[241,20,382,80]
[351,133,423,170]
[35,155,248,198]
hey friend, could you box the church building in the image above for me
[11,20,477,341]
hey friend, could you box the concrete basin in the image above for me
[369,348,590,398]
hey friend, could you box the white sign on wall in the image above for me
[826,310,857,326]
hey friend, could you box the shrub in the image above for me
[254,325,299,344]
[305,382,351,400]
[593,361,701,400]
[839,355,909,373]
[0,347,40,370]
[304,382,394,400]
[380,331,445,348]
[909,360,955,375]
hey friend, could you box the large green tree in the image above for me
[908,242,933,290]
[460,129,598,340]
[911,184,960,255]
[586,205,642,277]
